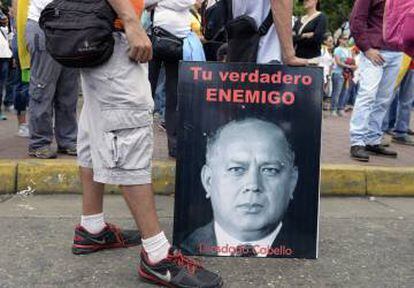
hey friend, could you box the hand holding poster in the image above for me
[173,62,323,259]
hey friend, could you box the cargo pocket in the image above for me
[97,107,153,170]
[30,78,47,102]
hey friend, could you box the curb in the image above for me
[0,160,413,196]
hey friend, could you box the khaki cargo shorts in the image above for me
[78,32,154,185]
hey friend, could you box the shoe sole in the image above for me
[28,152,57,159]
[138,267,223,288]
[366,151,398,158]
[391,139,414,146]
[350,155,369,162]
[72,242,140,255]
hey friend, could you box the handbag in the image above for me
[150,10,183,62]
[226,11,273,62]
[151,26,183,62]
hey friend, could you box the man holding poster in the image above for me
[181,118,299,257]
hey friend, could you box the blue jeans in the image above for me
[331,72,351,111]
[0,58,9,111]
[350,50,403,146]
[154,66,166,121]
[394,70,414,137]
[382,93,398,132]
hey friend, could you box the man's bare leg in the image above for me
[80,167,104,215]
[120,184,161,239]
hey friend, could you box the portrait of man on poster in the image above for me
[181,118,299,257]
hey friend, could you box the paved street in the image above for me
[0,195,413,288]
[0,107,413,166]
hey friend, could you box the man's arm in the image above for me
[350,0,384,66]
[107,0,152,62]
[271,0,308,66]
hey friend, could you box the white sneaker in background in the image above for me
[17,124,29,138]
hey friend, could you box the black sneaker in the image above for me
[139,247,223,288]
[72,223,141,255]
[58,146,77,156]
[350,145,370,162]
[408,129,414,136]
[365,144,398,158]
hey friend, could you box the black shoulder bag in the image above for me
[226,11,274,62]
[39,0,116,68]
[150,11,183,62]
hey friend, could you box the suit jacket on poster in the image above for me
[180,220,299,258]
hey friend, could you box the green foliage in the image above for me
[294,0,355,33]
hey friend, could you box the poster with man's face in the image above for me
[173,62,322,259]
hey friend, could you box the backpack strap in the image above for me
[258,10,273,36]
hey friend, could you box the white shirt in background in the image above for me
[28,0,53,22]
[153,0,195,38]
[232,0,281,63]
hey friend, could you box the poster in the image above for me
[173,62,322,259]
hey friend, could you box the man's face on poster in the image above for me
[201,119,298,242]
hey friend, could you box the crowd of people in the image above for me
[0,0,413,287]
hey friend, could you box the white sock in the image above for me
[80,212,106,234]
[142,231,170,263]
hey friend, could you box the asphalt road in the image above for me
[0,195,413,288]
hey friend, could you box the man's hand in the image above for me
[283,55,309,66]
[123,21,153,63]
[364,48,385,66]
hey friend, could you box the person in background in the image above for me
[293,0,327,59]
[349,0,403,162]
[26,0,79,159]
[330,33,355,117]
[0,3,12,120]
[10,0,29,137]
[383,59,414,146]
[149,0,198,158]
[319,32,334,107]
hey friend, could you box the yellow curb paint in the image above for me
[17,160,81,194]
[0,161,17,194]
[0,159,413,196]
[321,165,366,196]
[366,167,414,196]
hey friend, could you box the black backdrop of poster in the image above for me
[173,62,323,259]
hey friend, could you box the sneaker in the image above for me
[0,113,7,120]
[72,223,141,255]
[28,146,57,159]
[366,144,398,158]
[392,135,414,146]
[17,124,29,138]
[4,105,14,112]
[139,247,223,288]
[350,145,370,162]
[407,129,414,136]
[57,146,77,156]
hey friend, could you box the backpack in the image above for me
[383,0,414,57]
[39,0,116,68]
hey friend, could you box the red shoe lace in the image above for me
[106,223,126,245]
[167,250,203,274]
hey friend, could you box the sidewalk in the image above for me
[1,109,414,165]
[0,195,412,288]
[0,109,413,196]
